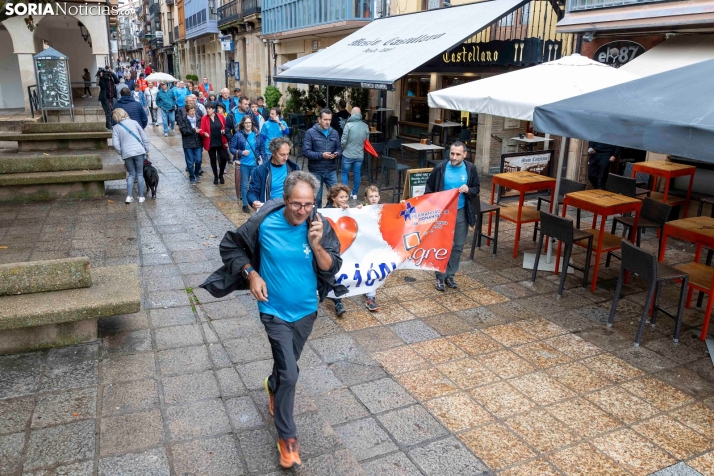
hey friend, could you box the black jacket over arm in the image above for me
[425,160,481,227]
[200,199,348,301]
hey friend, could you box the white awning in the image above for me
[619,34,714,76]
[274,0,527,90]
[427,54,640,121]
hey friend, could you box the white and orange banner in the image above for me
[321,189,460,298]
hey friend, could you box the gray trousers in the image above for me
[260,311,318,439]
[436,207,468,280]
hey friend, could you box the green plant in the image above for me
[347,87,370,112]
[264,85,282,108]
[306,85,326,113]
[284,86,308,114]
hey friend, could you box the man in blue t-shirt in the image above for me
[172,80,190,108]
[424,141,480,291]
[247,137,301,210]
[217,170,343,469]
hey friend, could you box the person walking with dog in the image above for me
[200,102,230,185]
[111,108,149,204]
[229,115,266,213]
[201,171,345,469]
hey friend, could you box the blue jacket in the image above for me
[262,119,290,157]
[303,123,342,173]
[229,129,267,164]
[116,96,148,129]
[156,88,175,111]
[247,159,300,205]
[131,90,147,108]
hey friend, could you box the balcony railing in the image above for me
[242,0,260,17]
[262,0,372,36]
[218,0,242,26]
[568,0,674,11]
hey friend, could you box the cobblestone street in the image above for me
[2,126,714,475]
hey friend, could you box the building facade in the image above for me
[0,0,117,111]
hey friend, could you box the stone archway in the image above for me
[0,25,24,108]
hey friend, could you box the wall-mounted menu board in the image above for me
[34,52,72,110]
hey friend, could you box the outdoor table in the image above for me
[659,216,714,340]
[489,171,556,259]
[402,143,444,168]
[561,189,641,292]
[512,136,552,151]
[632,161,696,217]
[430,120,462,144]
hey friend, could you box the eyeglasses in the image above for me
[288,200,315,211]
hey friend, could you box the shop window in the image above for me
[441,76,479,126]
[401,75,431,126]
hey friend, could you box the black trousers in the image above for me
[588,156,611,190]
[260,311,318,439]
[100,99,113,129]
[208,146,229,179]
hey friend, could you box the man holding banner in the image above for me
[425,141,481,291]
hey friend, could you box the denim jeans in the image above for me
[184,147,202,181]
[341,156,363,196]
[240,163,256,204]
[124,154,145,198]
[160,109,175,134]
[310,169,338,206]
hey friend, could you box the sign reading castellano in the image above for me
[424,38,563,69]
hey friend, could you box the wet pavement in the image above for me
[1,125,714,475]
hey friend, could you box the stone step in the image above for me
[0,132,111,151]
[0,257,92,296]
[21,122,108,134]
[0,264,140,354]
[0,154,103,174]
[0,164,126,202]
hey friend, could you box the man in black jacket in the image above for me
[97,68,119,130]
[200,170,345,469]
[587,141,622,189]
[115,88,148,129]
[425,141,480,291]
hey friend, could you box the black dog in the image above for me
[143,158,159,199]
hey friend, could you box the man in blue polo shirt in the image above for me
[172,80,190,109]
[424,141,480,291]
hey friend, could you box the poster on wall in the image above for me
[497,150,554,201]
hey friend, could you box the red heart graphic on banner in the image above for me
[326,216,358,254]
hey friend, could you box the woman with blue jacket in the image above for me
[262,107,290,160]
[229,115,266,213]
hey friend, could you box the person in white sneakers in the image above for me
[112,108,150,203]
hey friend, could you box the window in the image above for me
[441,76,479,126]
[401,75,431,125]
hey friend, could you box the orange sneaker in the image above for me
[264,377,274,417]
[277,437,301,468]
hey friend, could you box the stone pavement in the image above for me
[1,125,714,475]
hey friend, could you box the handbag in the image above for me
[117,122,148,154]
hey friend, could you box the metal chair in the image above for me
[378,153,411,203]
[531,211,593,297]
[624,162,651,189]
[608,240,689,346]
[533,178,585,241]
[430,125,443,145]
[385,138,403,159]
[606,198,672,267]
[470,198,500,257]
[698,196,714,218]
[367,142,385,183]
[427,147,449,167]
[606,174,637,197]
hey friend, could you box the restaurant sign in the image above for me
[594,41,645,68]
[424,38,563,69]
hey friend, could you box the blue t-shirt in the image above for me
[221,98,231,113]
[172,87,189,107]
[444,161,468,209]
[321,127,330,138]
[258,211,318,322]
[232,109,247,126]
[242,132,257,166]
[270,163,288,199]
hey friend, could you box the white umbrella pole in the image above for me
[546,137,568,264]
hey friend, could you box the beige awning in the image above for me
[619,34,714,76]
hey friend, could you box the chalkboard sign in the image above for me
[34,48,73,115]
[402,168,433,200]
[497,150,554,201]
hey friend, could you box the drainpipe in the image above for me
[265,39,271,85]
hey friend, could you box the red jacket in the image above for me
[198,82,213,96]
[200,113,228,151]
[145,66,152,75]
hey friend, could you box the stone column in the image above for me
[474,114,493,176]
[17,53,37,113]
